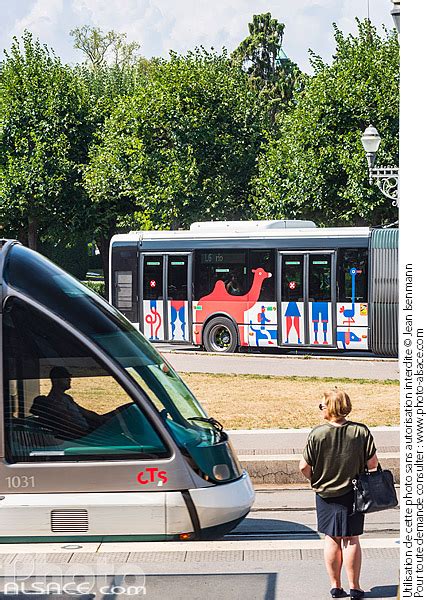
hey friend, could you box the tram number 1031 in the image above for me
[5,475,36,489]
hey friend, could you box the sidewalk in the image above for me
[229,427,400,485]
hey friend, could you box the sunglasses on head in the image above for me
[318,403,327,410]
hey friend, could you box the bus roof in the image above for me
[111,224,371,246]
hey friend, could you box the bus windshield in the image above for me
[3,244,220,445]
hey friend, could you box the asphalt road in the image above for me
[156,346,400,380]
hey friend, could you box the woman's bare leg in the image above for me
[342,536,362,590]
[324,535,343,588]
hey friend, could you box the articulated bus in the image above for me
[110,220,398,357]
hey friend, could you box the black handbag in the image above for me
[352,464,398,513]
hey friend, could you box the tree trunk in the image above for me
[17,226,27,245]
[170,217,181,230]
[28,218,38,250]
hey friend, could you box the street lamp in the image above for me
[390,0,400,33]
[361,125,399,207]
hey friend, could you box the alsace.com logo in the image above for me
[1,556,146,596]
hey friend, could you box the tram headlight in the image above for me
[212,464,231,481]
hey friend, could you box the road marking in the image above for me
[99,537,399,552]
[0,537,399,556]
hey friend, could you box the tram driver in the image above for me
[30,367,116,440]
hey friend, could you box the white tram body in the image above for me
[0,240,254,542]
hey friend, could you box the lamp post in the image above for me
[361,125,399,207]
[390,0,400,34]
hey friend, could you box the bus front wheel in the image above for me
[203,317,239,353]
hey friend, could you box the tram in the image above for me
[0,240,254,542]
[110,220,398,357]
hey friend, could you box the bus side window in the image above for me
[143,256,164,300]
[194,250,249,298]
[337,249,368,302]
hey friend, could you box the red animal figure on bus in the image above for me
[196,268,272,345]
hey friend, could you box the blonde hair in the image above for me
[323,389,352,419]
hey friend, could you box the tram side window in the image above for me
[111,245,138,322]
[249,250,275,301]
[337,249,368,303]
[3,297,169,463]
[194,250,249,298]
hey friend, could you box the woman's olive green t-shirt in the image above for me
[302,421,376,498]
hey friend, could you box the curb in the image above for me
[240,453,400,485]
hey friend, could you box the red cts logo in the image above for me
[137,468,168,486]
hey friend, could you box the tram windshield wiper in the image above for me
[188,416,225,437]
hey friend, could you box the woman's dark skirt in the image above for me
[315,490,364,537]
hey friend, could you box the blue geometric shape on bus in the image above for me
[257,305,271,328]
[337,329,362,350]
[284,302,301,344]
[342,267,362,321]
[170,301,186,340]
[145,300,162,340]
[311,302,329,344]
[249,321,278,346]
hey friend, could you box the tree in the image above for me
[232,13,301,121]
[83,49,267,277]
[251,20,399,226]
[70,26,140,69]
[0,32,90,249]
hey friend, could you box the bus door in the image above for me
[165,254,191,342]
[140,253,191,342]
[279,252,336,347]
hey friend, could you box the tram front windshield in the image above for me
[3,245,221,449]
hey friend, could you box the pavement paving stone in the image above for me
[363,548,400,559]
[68,551,129,563]
[185,550,244,562]
[10,552,73,563]
[243,549,302,561]
[129,551,186,563]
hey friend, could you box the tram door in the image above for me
[279,252,336,347]
[140,254,191,342]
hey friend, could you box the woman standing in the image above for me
[299,390,378,599]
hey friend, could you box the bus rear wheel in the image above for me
[203,317,239,353]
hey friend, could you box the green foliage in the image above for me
[0,17,400,270]
[252,20,399,226]
[232,13,302,121]
[83,49,267,232]
[0,31,90,248]
[81,280,106,298]
[39,238,90,279]
[70,25,141,68]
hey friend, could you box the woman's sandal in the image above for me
[349,590,364,599]
[330,589,347,598]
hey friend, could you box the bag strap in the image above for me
[363,462,382,474]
